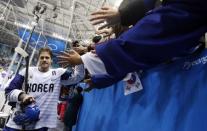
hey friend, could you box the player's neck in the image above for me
[38,67,49,72]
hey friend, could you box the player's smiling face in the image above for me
[38,51,52,72]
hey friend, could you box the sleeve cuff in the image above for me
[81,52,107,75]
[8,89,24,103]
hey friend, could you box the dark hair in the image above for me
[113,24,129,38]
[76,86,83,93]
[92,35,102,43]
[72,40,79,47]
[38,47,53,58]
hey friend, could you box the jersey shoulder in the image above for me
[50,68,67,77]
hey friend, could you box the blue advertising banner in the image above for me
[18,28,66,53]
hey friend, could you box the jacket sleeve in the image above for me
[81,52,107,75]
[5,74,25,103]
[61,64,85,85]
[91,74,125,89]
[95,4,207,80]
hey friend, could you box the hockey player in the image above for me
[3,47,84,131]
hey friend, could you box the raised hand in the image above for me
[90,6,121,30]
[57,50,83,67]
[95,27,113,38]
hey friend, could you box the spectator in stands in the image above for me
[71,35,102,55]
[72,40,80,47]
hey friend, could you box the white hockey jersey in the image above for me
[6,65,84,129]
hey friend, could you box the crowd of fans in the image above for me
[0,44,13,70]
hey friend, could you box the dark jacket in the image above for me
[63,93,83,127]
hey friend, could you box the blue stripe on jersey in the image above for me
[5,74,24,95]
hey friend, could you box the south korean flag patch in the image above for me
[123,72,143,96]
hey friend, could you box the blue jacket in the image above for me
[92,0,207,88]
